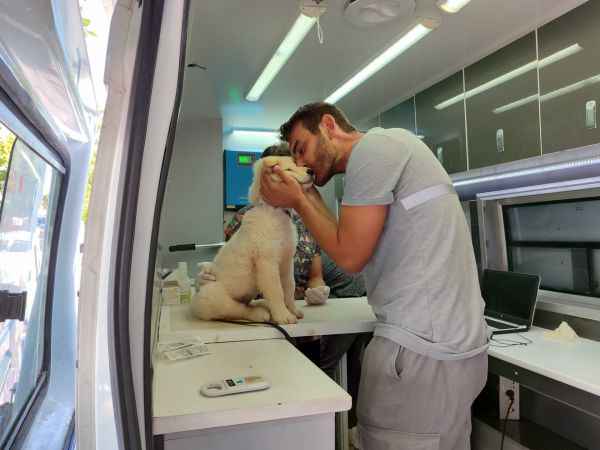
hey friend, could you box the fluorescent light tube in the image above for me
[325,24,433,104]
[538,44,582,68]
[493,73,600,114]
[492,94,539,114]
[435,43,582,110]
[437,0,471,14]
[246,14,316,102]
[231,129,279,140]
[541,73,600,102]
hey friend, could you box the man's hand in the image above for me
[261,165,305,209]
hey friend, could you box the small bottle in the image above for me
[177,262,192,304]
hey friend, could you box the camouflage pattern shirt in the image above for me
[224,205,320,299]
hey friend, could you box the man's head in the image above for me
[279,102,358,186]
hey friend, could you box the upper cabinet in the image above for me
[415,72,467,174]
[364,2,598,172]
[356,114,380,131]
[380,97,416,133]
[538,1,600,153]
[465,32,541,169]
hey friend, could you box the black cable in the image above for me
[215,319,297,347]
[490,333,532,348]
[500,390,515,450]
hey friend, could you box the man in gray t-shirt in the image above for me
[262,102,488,450]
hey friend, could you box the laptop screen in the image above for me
[482,269,541,325]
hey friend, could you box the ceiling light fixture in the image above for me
[246,14,317,102]
[434,43,582,110]
[343,0,415,27]
[436,0,472,14]
[325,22,435,104]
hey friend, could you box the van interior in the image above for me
[1,1,600,450]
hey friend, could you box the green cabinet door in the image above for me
[538,1,600,153]
[465,32,541,169]
[415,71,467,174]
[356,114,380,132]
[380,97,416,133]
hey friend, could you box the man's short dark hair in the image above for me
[261,142,291,158]
[280,102,356,142]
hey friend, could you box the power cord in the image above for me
[500,389,515,450]
[216,319,297,347]
[490,334,532,348]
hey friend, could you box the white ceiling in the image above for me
[181,0,586,131]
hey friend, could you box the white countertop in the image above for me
[488,326,600,397]
[159,297,376,343]
[153,339,351,435]
[156,297,600,426]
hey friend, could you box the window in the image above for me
[504,198,600,298]
[0,122,62,444]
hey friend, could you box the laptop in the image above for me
[481,269,541,335]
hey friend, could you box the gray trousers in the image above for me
[357,336,488,450]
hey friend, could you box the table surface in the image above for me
[156,297,600,428]
[158,297,375,343]
[153,339,351,435]
[487,327,600,397]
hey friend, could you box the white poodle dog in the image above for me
[191,156,313,324]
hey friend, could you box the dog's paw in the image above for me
[271,310,298,325]
[249,305,271,322]
[196,262,217,289]
[293,308,304,319]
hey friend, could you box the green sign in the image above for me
[237,154,253,165]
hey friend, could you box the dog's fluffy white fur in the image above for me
[191,156,312,324]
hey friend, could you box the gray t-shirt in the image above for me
[342,128,488,360]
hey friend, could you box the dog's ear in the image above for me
[261,156,283,182]
[248,158,264,204]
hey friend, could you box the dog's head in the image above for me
[248,156,313,205]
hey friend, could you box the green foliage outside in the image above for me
[81,146,96,223]
[0,126,16,200]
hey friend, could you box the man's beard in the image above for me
[314,135,335,186]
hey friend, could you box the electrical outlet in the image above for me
[499,376,520,420]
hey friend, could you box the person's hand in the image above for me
[196,262,217,290]
[261,165,304,209]
[305,285,330,306]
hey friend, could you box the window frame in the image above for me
[476,177,600,320]
[0,92,68,450]
[503,197,600,298]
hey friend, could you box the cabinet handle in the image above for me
[586,100,597,129]
[496,129,505,153]
[436,146,444,164]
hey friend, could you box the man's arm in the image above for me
[296,194,387,273]
[261,166,387,273]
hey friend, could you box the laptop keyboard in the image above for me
[486,319,517,330]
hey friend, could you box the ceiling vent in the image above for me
[343,0,415,27]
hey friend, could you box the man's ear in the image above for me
[320,114,336,133]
